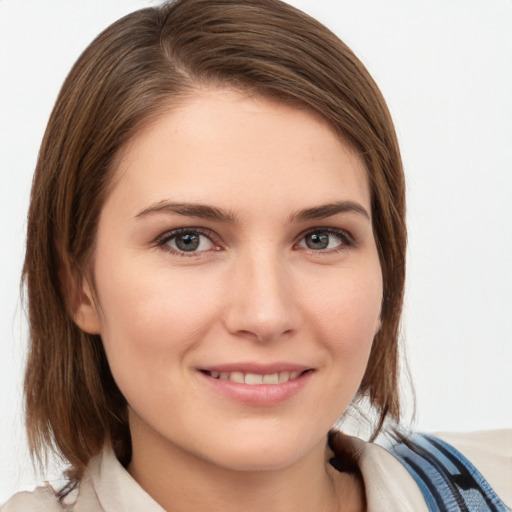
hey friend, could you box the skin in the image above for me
[75,88,382,512]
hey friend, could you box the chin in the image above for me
[198,425,327,473]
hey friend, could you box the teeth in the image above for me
[278,371,290,383]
[245,373,263,385]
[230,371,245,384]
[263,373,279,384]
[207,370,305,385]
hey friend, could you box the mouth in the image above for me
[198,365,314,405]
[200,369,312,385]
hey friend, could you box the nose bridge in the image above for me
[223,243,298,342]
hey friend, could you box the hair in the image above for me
[23,0,406,482]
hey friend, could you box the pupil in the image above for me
[176,233,200,251]
[306,232,329,250]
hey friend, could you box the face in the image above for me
[76,88,382,473]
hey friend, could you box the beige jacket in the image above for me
[3,430,511,511]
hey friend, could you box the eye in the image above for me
[158,229,218,254]
[297,229,351,251]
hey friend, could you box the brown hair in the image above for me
[23,0,406,481]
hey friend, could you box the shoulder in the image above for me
[329,430,431,511]
[387,429,512,510]
[436,429,512,505]
[2,444,164,512]
[1,485,63,511]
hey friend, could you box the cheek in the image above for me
[92,264,228,428]
[308,263,382,338]
[93,256,224,371]
[303,261,382,392]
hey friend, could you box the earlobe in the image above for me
[375,316,382,337]
[73,278,102,334]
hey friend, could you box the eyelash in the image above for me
[295,228,355,254]
[154,227,355,257]
[154,227,220,257]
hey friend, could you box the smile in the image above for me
[203,370,306,385]
[198,364,314,405]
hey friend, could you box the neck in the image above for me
[127,422,364,512]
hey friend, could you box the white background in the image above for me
[1,0,511,502]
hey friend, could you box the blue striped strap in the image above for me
[389,432,510,512]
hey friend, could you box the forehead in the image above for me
[106,88,370,219]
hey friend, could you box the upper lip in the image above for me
[200,363,312,374]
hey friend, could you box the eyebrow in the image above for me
[135,200,370,223]
[290,201,370,222]
[135,201,238,223]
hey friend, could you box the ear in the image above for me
[374,316,382,337]
[73,277,102,335]
[59,253,102,334]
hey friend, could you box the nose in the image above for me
[222,249,300,343]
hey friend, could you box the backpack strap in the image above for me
[389,432,510,512]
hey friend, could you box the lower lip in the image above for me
[198,371,313,406]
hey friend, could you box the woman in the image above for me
[2,0,510,510]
